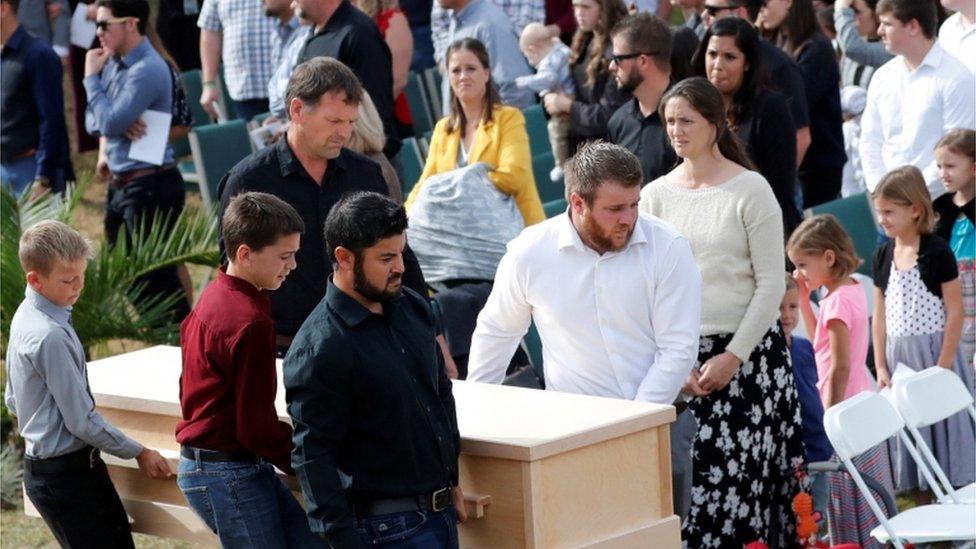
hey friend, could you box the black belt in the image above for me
[353,487,453,517]
[110,164,177,189]
[181,446,259,463]
[24,446,101,475]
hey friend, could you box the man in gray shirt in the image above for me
[6,220,171,547]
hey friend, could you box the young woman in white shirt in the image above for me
[639,76,805,548]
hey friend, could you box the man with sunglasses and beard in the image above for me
[466,142,702,520]
[284,191,466,548]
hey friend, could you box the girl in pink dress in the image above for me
[788,214,895,548]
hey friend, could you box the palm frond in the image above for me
[0,181,221,353]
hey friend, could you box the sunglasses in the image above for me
[609,51,659,65]
[703,4,738,15]
[95,17,134,31]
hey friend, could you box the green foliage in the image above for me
[0,443,23,509]
[0,176,220,355]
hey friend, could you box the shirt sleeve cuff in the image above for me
[115,439,144,460]
[82,74,103,97]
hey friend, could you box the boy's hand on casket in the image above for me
[136,448,174,478]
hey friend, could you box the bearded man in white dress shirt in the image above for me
[466,141,703,520]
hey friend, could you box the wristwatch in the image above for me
[203,80,218,89]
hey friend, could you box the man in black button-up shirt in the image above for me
[217,58,426,342]
[284,192,463,548]
[296,0,399,159]
[606,14,677,185]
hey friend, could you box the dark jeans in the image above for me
[799,166,843,209]
[24,458,135,549]
[105,167,189,321]
[177,456,319,547]
[236,98,271,122]
[355,505,458,547]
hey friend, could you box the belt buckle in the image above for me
[431,487,451,512]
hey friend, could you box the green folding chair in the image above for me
[404,72,435,137]
[422,67,443,117]
[532,152,565,204]
[543,198,567,218]
[522,105,552,158]
[808,193,879,276]
[176,70,214,184]
[187,120,252,210]
[398,137,425,197]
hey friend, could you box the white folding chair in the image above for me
[892,367,976,504]
[823,391,976,548]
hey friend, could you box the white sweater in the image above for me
[639,170,785,361]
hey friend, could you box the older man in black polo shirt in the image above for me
[285,191,465,548]
[217,58,426,352]
[294,0,399,159]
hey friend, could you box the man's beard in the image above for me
[582,212,633,254]
[353,259,403,303]
[617,67,644,94]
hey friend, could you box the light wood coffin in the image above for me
[26,345,679,547]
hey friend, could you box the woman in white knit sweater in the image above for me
[639,77,805,548]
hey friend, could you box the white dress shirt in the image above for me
[467,211,702,406]
[860,41,976,197]
[939,13,976,75]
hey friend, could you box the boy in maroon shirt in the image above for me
[175,191,318,546]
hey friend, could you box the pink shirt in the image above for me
[814,281,873,404]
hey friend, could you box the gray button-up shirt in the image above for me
[4,287,142,460]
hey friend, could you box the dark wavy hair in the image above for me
[569,0,629,88]
[763,0,821,57]
[445,38,502,138]
[658,77,757,170]
[691,17,768,128]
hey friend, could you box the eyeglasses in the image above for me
[609,51,659,65]
[95,17,134,31]
[702,4,737,15]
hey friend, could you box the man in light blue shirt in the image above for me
[268,23,311,119]
[436,0,535,111]
[84,0,189,320]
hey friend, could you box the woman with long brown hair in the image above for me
[542,0,630,147]
[639,77,805,547]
[758,0,846,208]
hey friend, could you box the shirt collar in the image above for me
[4,25,28,52]
[24,286,72,327]
[320,0,353,33]
[216,265,268,305]
[556,211,648,254]
[118,38,151,68]
[454,0,485,23]
[912,41,946,71]
[277,135,349,179]
[325,278,402,327]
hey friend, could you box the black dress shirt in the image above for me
[283,282,460,546]
[607,97,676,184]
[216,137,427,337]
[794,34,846,173]
[736,89,801,234]
[759,38,810,130]
[569,36,631,146]
[299,0,400,158]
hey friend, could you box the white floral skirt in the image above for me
[682,324,806,548]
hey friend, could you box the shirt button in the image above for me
[426,406,431,411]
[412,377,418,383]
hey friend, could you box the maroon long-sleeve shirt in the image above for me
[176,267,294,474]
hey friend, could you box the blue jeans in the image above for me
[355,505,458,547]
[0,155,65,197]
[177,456,319,548]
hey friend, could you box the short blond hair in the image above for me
[872,165,936,234]
[18,220,92,275]
[346,90,386,156]
[787,214,862,280]
[784,272,798,292]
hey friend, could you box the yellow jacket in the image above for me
[405,105,545,226]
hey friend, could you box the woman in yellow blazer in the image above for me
[404,38,545,226]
